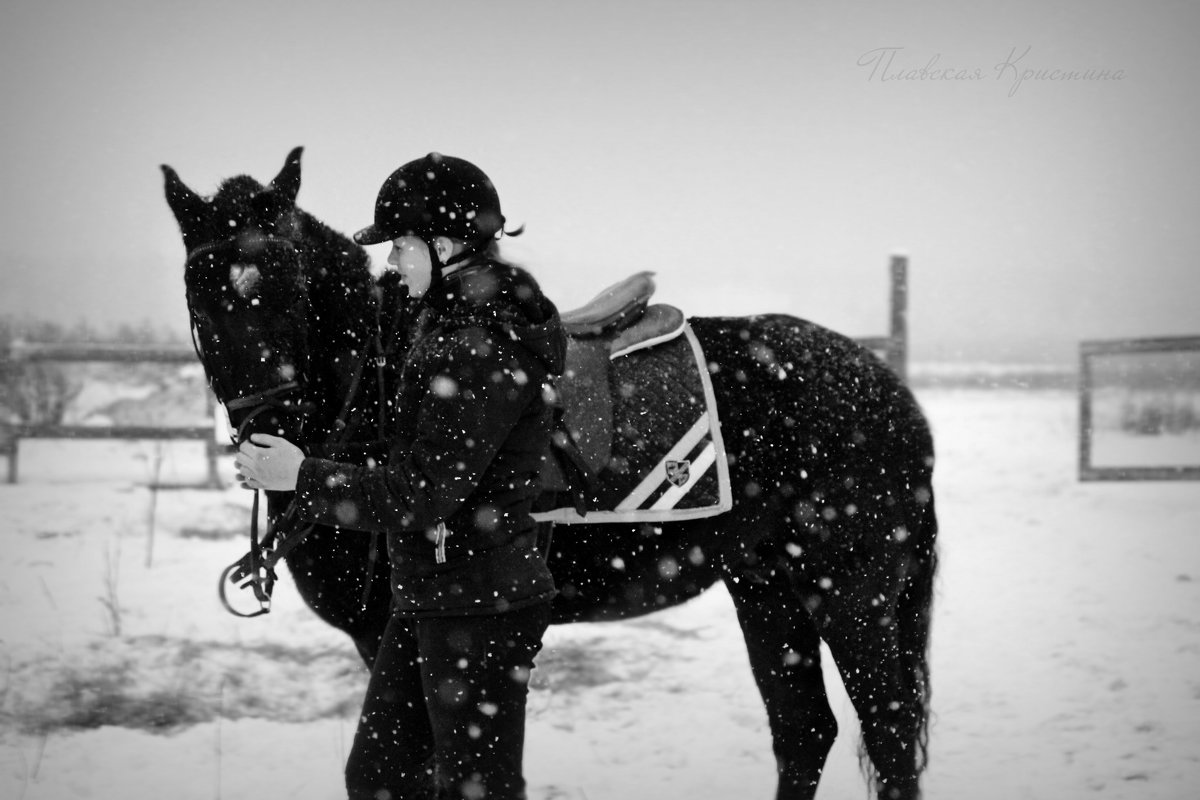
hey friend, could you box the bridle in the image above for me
[184,231,395,617]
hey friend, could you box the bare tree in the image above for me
[0,317,83,427]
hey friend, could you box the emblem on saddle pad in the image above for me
[665,459,691,487]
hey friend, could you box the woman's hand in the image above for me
[234,434,305,491]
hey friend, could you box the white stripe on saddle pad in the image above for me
[616,412,711,511]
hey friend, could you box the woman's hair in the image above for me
[479,239,524,272]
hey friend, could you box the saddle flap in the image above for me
[560,271,656,337]
[556,339,614,474]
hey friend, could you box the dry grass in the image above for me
[2,637,366,736]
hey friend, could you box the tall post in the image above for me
[889,253,909,382]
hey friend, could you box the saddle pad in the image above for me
[533,323,732,524]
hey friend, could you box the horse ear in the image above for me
[269,146,304,205]
[161,164,206,228]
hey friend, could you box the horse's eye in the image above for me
[230,263,262,297]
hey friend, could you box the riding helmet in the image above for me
[353,153,506,247]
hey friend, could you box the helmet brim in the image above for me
[352,224,392,246]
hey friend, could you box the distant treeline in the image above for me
[0,314,184,349]
[907,366,1078,390]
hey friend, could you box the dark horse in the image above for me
[162,148,937,800]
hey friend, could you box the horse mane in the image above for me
[287,206,403,444]
[294,208,374,310]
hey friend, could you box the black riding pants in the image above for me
[345,602,551,800]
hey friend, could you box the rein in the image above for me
[217,383,314,617]
[217,344,378,618]
[215,291,399,618]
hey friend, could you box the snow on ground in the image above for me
[1,387,1198,800]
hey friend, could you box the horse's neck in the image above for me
[298,217,403,443]
[298,210,373,354]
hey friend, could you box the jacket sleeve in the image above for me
[293,329,541,533]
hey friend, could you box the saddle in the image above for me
[538,273,730,524]
[559,271,685,357]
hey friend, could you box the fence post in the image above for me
[204,390,223,489]
[1078,343,1095,479]
[4,439,15,484]
[889,253,909,382]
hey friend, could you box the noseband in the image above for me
[185,233,297,267]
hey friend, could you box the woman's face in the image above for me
[387,236,433,297]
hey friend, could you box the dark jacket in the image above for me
[294,260,565,617]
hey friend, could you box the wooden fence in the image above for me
[1,342,225,487]
[1078,334,1200,481]
[1,255,910,487]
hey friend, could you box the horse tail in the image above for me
[898,442,938,774]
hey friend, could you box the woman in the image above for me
[235,152,564,800]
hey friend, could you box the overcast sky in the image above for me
[2,0,1197,363]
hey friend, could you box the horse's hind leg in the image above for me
[817,555,928,800]
[723,568,837,800]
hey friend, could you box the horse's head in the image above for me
[163,148,312,440]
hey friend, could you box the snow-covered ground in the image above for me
[2,387,1198,799]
